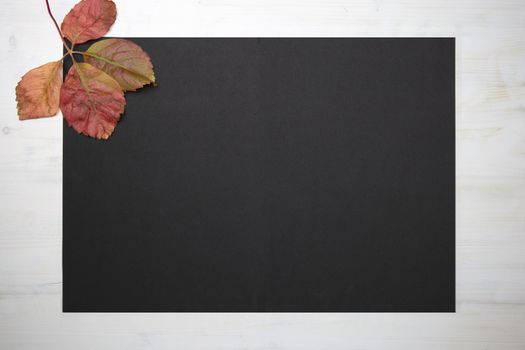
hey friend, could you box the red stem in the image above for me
[45,0,72,52]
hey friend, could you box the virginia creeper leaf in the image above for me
[84,38,155,91]
[16,61,63,120]
[61,0,117,45]
[60,63,125,139]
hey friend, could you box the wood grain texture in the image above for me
[1,0,524,348]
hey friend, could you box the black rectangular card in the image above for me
[63,38,455,312]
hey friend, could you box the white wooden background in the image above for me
[1,0,524,348]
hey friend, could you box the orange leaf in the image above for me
[61,0,116,45]
[85,38,155,91]
[60,63,125,139]
[16,61,63,120]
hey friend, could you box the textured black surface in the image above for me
[63,38,455,312]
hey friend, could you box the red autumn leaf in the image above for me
[61,0,116,45]
[16,60,63,120]
[84,38,156,91]
[60,63,125,139]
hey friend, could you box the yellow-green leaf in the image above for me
[84,38,155,91]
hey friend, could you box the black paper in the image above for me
[63,38,455,312]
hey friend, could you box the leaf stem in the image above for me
[45,0,61,39]
[45,0,72,53]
